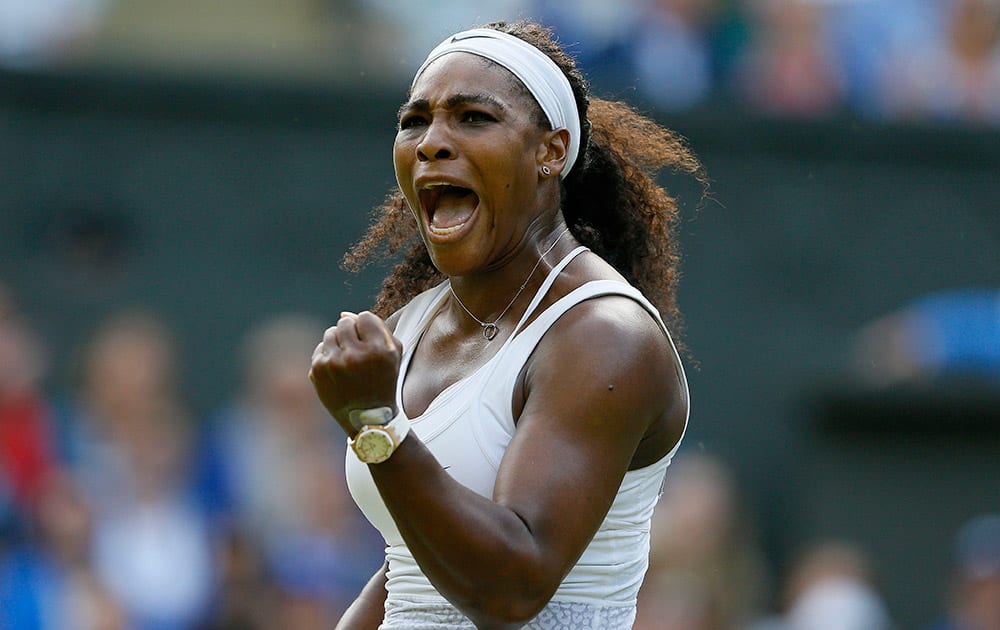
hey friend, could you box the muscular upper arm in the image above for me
[491,295,686,589]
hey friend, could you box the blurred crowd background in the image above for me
[2,0,1000,125]
[2,1,999,629]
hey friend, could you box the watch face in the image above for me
[355,428,395,464]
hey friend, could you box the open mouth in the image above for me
[419,184,480,236]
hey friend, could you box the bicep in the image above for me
[491,298,677,579]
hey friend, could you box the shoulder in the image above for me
[529,282,684,410]
[542,289,677,376]
[545,250,674,361]
[517,284,687,464]
[537,249,680,371]
[526,249,688,442]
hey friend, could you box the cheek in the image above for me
[494,149,537,201]
[392,140,409,179]
[392,142,418,203]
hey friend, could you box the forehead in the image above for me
[408,52,532,108]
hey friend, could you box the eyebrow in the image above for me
[398,92,508,119]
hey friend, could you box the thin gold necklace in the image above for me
[449,227,571,341]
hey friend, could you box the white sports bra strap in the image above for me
[510,245,589,338]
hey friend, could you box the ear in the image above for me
[536,128,570,178]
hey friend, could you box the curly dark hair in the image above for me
[343,20,707,337]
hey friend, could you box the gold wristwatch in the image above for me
[349,408,410,464]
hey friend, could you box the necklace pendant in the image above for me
[482,323,499,341]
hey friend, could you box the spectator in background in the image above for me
[928,514,1000,630]
[56,309,214,630]
[357,0,533,79]
[201,531,275,630]
[0,470,126,630]
[197,313,382,624]
[852,288,1000,388]
[730,0,845,117]
[875,0,1000,126]
[751,540,892,630]
[531,0,643,90]
[628,0,721,111]
[0,282,56,543]
[823,0,941,119]
[634,452,770,630]
[264,445,384,627]
[0,0,108,68]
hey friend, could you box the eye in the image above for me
[461,110,496,124]
[399,114,428,130]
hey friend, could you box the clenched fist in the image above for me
[309,311,403,437]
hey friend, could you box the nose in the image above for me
[416,120,455,162]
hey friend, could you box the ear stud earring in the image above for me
[541,166,552,176]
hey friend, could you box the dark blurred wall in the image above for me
[2,69,998,628]
[670,114,1000,628]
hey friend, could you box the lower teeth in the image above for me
[429,222,465,235]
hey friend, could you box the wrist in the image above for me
[349,410,410,464]
[347,405,396,433]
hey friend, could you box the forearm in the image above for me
[335,562,388,630]
[369,438,555,626]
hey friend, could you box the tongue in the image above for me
[430,190,478,229]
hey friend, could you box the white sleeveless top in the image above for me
[345,247,689,629]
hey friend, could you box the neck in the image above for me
[448,226,573,338]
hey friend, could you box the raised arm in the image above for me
[311,299,686,628]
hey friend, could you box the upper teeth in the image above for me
[422,182,453,190]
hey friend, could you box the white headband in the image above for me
[412,28,582,178]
